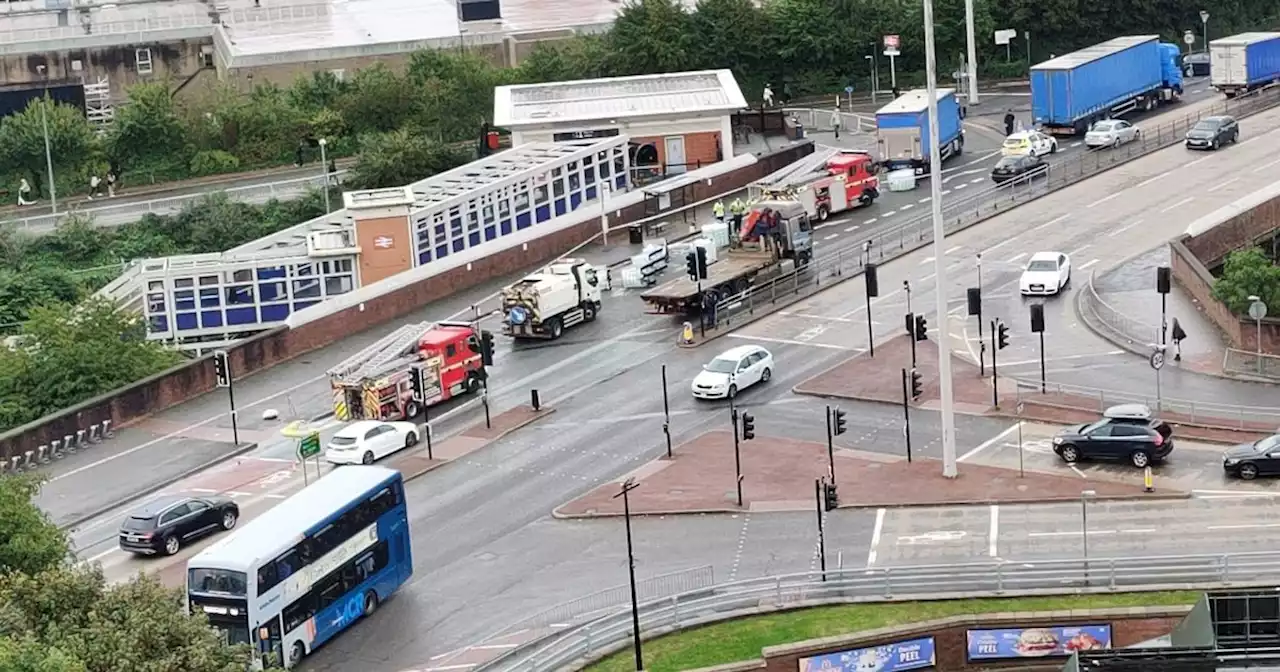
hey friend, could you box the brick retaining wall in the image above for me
[0,142,814,460]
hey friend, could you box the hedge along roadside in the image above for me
[0,141,815,462]
[701,84,1280,343]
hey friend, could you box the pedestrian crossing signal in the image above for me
[213,351,230,388]
[480,331,495,366]
[913,314,927,341]
[741,412,756,440]
[832,408,847,436]
[823,482,839,511]
[910,368,923,399]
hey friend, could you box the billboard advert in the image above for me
[966,624,1112,660]
[798,636,935,672]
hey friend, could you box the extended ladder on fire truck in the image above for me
[748,148,841,201]
[326,321,436,385]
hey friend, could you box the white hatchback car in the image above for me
[325,420,421,465]
[691,345,774,400]
[1020,251,1072,296]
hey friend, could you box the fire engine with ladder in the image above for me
[749,149,879,222]
[326,321,489,422]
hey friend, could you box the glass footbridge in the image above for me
[98,136,632,352]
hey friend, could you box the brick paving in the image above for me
[554,430,1169,518]
[795,334,1275,444]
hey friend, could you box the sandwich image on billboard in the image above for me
[966,624,1111,660]
[797,636,935,672]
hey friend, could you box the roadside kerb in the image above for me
[477,555,1280,672]
[687,84,1280,348]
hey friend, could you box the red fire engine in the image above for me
[326,321,488,422]
[751,150,879,222]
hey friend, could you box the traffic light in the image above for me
[904,312,914,337]
[480,330,495,366]
[410,367,425,402]
[914,314,927,341]
[997,321,1010,350]
[910,368,923,399]
[741,412,756,440]
[695,246,708,280]
[213,350,230,388]
[686,250,699,281]
[832,408,847,436]
[823,482,839,511]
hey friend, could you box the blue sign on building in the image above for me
[798,636,935,672]
[966,624,1112,660]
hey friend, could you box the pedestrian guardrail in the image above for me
[1077,268,1162,352]
[2,170,349,233]
[1009,377,1280,429]
[479,551,1280,672]
[1224,348,1280,380]
[708,83,1280,335]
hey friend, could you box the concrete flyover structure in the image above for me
[494,69,749,180]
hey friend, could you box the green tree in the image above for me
[288,70,350,112]
[108,83,189,173]
[406,51,505,142]
[0,475,67,576]
[609,0,696,75]
[1213,247,1280,314]
[212,85,308,165]
[762,0,844,91]
[337,64,416,135]
[689,0,768,83]
[0,268,80,326]
[347,130,471,190]
[518,36,617,83]
[0,98,96,199]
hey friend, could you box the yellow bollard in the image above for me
[1143,466,1154,493]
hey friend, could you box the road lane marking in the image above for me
[901,203,915,210]
[954,183,968,190]
[865,218,877,224]
[918,197,930,203]
[1079,259,1100,270]
[1160,196,1195,213]
[1069,141,1082,148]
[998,351,1124,366]
[824,233,839,240]
[1070,465,1088,478]
[970,177,984,183]
[726,333,862,351]
[845,225,860,232]
[780,312,858,323]
[1208,178,1240,192]
[1108,218,1145,237]
[945,246,961,255]
[958,423,1021,462]
[1007,252,1027,263]
[1087,192,1121,208]
[1071,245,1091,256]
[1208,522,1280,530]
[1185,155,1212,167]
[920,257,935,265]
[1253,157,1280,173]
[985,214,1068,253]
[867,508,885,567]
[989,505,999,557]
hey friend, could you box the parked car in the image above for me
[118,494,239,556]
[1019,251,1072,296]
[1222,434,1280,479]
[325,420,421,466]
[1002,130,1059,157]
[1085,119,1140,148]
[1052,404,1174,468]
[990,154,1048,184]
[1183,52,1211,77]
[691,345,774,400]
[1185,115,1239,150]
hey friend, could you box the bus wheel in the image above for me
[290,642,306,665]
[363,590,380,617]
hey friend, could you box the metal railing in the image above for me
[481,551,1280,672]
[1078,268,1162,351]
[1,171,348,233]
[707,84,1280,333]
[784,108,879,134]
[1009,377,1280,428]
[1224,348,1280,380]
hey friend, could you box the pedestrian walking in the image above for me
[1004,110,1016,137]
[831,107,843,139]
[712,199,725,223]
[106,171,117,197]
[17,178,34,206]
[892,86,901,99]
[294,141,306,167]
[729,197,745,237]
[327,159,338,186]
[763,84,775,108]
[88,174,102,199]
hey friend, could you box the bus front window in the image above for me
[188,568,248,596]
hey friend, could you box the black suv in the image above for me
[1185,115,1239,150]
[1052,404,1174,468]
[1222,434,1280,480]
[118,494,240,556]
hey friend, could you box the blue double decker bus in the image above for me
[186,466,413,668]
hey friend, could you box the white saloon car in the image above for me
[1020,251,1072,296]
[325,420,421,465]
[1085,119,1140,148]
[1001,130,1058,157]
[691,345,774,400]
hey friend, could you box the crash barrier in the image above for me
[707,83,1280,335]
[0,419,113,474]
[1007,378,1280,429]
[478,551,1280,672]
[1223,348,1280,380]
[1077,268,1162,354]
[0,142,815,462]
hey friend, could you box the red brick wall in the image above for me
[1170,237,1280,353]
[632,131,723,171]
[0,141,814,460]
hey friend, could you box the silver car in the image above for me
[1084,119,1140,148]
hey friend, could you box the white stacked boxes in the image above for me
[700,222,731,248]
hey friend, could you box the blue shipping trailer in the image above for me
[1030,35,1183,135]
[874,88,964,175]
[1210,32,1280,97]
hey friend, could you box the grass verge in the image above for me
[584,591,1198,672]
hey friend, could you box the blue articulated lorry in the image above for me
[1210,32,1280,97]
[1030,35,1183,135]
[874,88,964,175]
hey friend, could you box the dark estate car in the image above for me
[118,494,240,556]
[1183,52,1210,77]
[1222,434,1280,480]
[1052,404,1174,468]
[1185,115,1239,150]
[990,154,1048,184]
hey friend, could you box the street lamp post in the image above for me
[1200,10,1210,53]
[963,0,979,105]
[1081,489,1096,583]
[35,65,57,213]
[922,0,960,478]
[612,478,644,672]
[318,138,330,213]
[865,54,878,104]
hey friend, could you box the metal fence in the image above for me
[708,83,1280,333]
[481,551,1280,672]
[1009,378,1280,429]
[2,170,348,233]
[1077,268,1162,351]
[1224,348,1280,380]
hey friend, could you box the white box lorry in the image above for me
[501,258,603,340]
